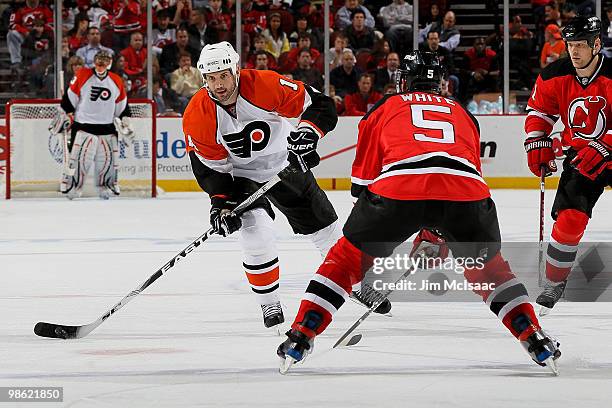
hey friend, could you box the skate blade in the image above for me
[544,356,560,376]
[539,306,551,317]
[279,356,297,375]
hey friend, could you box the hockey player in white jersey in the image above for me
[50,50,134,199]
[183,42,389,329]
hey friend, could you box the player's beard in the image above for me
[214,82,237,104]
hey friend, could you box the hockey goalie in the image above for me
[49,50,134,199]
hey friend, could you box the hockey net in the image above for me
[1,99,157,199]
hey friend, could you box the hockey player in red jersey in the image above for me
[523,15,611,313]
[278,51,561,374]
[183,42,350,330]
[50,50,135,199]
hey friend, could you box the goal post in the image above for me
[2,98,157,199]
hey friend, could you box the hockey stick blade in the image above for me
[336,333,362,348]
[33,171,288,340]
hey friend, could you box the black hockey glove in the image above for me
[287,129,320,173]
[210,195,242,237]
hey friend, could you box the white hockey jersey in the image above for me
[66,68,127,127]
[183,69,325,183]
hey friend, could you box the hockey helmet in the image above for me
[396,50,444,94]
[561,15,601,47]
[93,50,113,72]
[197,41,240,79]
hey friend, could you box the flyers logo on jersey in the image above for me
[222,121,271,158]
[90,86,112,102]
[568,96,607,140]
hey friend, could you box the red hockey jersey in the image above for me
[9,5,53,35]
[525,56,611,151]
[352,92,490,201]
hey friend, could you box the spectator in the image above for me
[173,0,193,26]
[366,38,390,71]
[540,24,565,68]
[79,0,111,29]
[544,2,561,26]
[283,33,321,72]
[246,34,278,70]
[344,9,375,51]
[423,2,442,27]
[206,0,232,42]
[187,6,219,52]
[64,55,85,92]
[76,26,114,68]
[419,10,460,53]
[149,76,183,116]
[170,52,204,112]
[67,13,90,53]
[111,53,131,94]
[335,0,375,31]
[329,84,345,115]
[330,49,363,97]
[289,14,323,51]
[262,12,290,59]
[112,0,142,51]
[160,27,199,78]
[291,48,324,91]
[7,0,53,70]
[343,73,382,116]
[462,37,499,100]
[419,30,458,95]
[379,0,413,56]
[152,9,176,57]
[373,52,400,92]
[121,31,147,91]
[560,2,578,25]
[509,15,535,90]
[603,5,612,58]
[242,0,267,38]
[382,82,396,95]
[329,33,351,70]
[253,50,271,70]
[21,18,53,92]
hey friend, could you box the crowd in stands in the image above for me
[2,0,611,116]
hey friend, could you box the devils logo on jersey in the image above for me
[90,86,112,102]
[568,96,607,140]
[222,121,271,158]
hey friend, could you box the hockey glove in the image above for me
[524,135,557,177]
[114,117,135,146]
[287,128,320,173]
[210,195,242,237]
[571,136,611,181]
[49,109,72,135]
[410,228,449,266]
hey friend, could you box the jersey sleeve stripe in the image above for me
[350,176,374,185]
[526,109,558,126]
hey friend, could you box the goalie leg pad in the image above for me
[61,131,98,196]
[94,134,120,197]
[239,208,280,305]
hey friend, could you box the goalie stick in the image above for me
[34,169,291,339]
[333,261,419,348]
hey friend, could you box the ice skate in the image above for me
[513,315,561,375]
[537,279,567,316]
[261,301,284,333]
[350,283,392,315]
[277,311,321,374]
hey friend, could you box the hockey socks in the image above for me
[546,209,589,283]
[464,252,539,339]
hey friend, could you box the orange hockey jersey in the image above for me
[183,69,337,183]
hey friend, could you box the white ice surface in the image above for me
[1,190,611,407]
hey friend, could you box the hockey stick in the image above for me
[538,167,546,287]
[34,169,289,339]
[333,261,419,348]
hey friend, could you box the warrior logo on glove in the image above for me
[222,121,271,158]
[568,96,607,140]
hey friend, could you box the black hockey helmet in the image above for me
[396,50,444,94]
[561,15,601,47]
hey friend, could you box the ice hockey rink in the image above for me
[1,189,611,407]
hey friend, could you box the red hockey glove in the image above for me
[524,135,557,177]
[571,137,611,181]
[410,229,449,264]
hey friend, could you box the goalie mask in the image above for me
[396,50,444,94]
[197,41,240,102]
[93,50,113,79]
